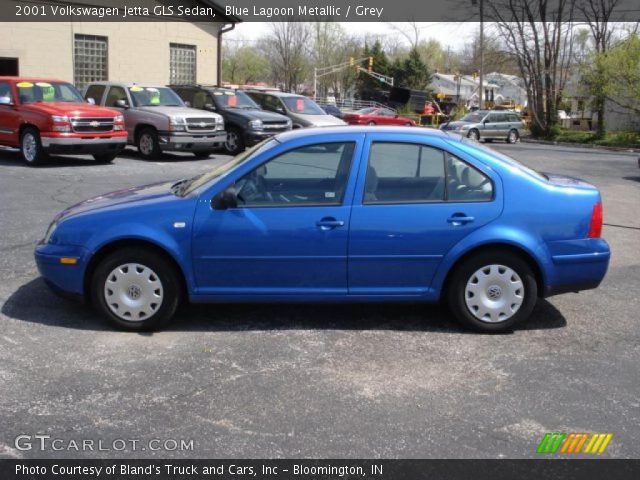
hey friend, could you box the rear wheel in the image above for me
[467,129,480,141]
[507,129,519,144]
[367,121,376,126]
[224,127,245,155]
[91,248,181,331]
[405,122,413,126]
[446,250,537,332]
[21,127,47,166]
[93,152,117,163]
[137,128,161,160]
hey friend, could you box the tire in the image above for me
[193,150,214,159]
[20,127,47,166]
[224,127,245,155]
[91,247,181,331]
[467,129,480,141]
[137,128,161,160]
[446,250,538,333]
[507,129,519,144]
[367,121,376,126]
[93,152,117,163]
[405,122,413,126]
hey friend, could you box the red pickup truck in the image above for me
[0,77,127,166]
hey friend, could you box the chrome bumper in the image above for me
[41,136,127,147]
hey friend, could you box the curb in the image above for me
[520,137,640,154]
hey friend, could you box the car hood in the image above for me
[24,102,119,117]
[222,108,289,122]
[55,181,178,221]
[136,106,221,119]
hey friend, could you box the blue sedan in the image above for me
[35,127,610,332]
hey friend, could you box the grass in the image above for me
[553,129,640,148]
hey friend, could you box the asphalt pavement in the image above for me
[0,142,638,459]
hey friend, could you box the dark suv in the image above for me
[170,85,291,155]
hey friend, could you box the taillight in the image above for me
[588,202,603,238]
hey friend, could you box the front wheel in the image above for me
[137,128,161,160]
[21,127,47,166]
[467,129,480,141]
[224,127,245,155]
[446,250,538,332]
[92,248,181,331]
[507,129,519,144]
[367,121,376,126]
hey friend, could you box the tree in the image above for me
[392,47,432,90]
[262,22,311,92]
[356,40,391,98]
[222,45,270,85]
[311,22,359,99]
[598,34,640,114]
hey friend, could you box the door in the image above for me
[104,86,133,139]
[0,81,19,146]
[348,136,502,296]
[191,140,360,295]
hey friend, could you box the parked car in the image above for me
[440,110,524,143]
[35,126,609,333]
[0,77,127,166]
[243,90,346,128]
[83,82,225,159]
[342,107,417,126]
[170,85,291,155]
[321,104,344,119]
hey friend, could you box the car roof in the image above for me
[275,126,459,142]
[245,90,303,98]
[86,82,168,89]
[0,77,73,83]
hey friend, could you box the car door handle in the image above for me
[447,214,475,226]
[316,218,345,230]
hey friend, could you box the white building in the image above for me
[430,73,501,108]
[484,72,528,108]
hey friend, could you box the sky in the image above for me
[225,22,476,50]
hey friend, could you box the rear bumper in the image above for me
[158,130,226,151]
[543,238,611,297]
[41,135,127,155]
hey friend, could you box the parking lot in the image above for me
[0,142,638,459]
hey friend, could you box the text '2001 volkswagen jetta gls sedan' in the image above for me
[35,127,610,332]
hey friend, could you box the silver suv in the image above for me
[83,82,225,159]
[440,110,524,144]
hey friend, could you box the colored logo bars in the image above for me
[537,432,613,454]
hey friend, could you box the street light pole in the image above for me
[313,67,317,101]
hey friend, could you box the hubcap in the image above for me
[469,130,479,140]
[465,264,524,323]
[509,131,517,143]
[23,133,37,162]
[104,263,163,322]
[225,131,238,151]
[139,134,154,156]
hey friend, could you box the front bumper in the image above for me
[158,130,226,152]
[35,243,91,298]
[41,135,127,155]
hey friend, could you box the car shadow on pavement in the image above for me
[115,148,225,163]
[3,278,567,334]
[0,150,108,168]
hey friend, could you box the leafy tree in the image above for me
[222,45,270,84]
[392,47,432,90]
[598,34,640,115]
[356,40,391,98]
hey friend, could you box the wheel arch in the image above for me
[83,238,189,304]
[441,242,545,299]
[134,123,158,141]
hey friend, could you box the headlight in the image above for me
[52,115,69,123]
[43,220,58,244]
[51,115,71,132]
[169,116,186,132]
[113,114,125,131]
[249,119,263,130]
[286,119,293,128]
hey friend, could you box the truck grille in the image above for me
[71,117,114,133]
[186,118,219,133]
[263,121,290,131]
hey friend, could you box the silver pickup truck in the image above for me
[83,82,225,159]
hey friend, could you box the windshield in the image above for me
[356,107,378,115]
[175,139,278,197]
[16,81,84,104]
[212,90,259,109]
[282,96,325,115]
[460,112,488,123]
[461,138,548,181]
[129,86,184,107]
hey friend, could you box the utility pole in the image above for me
[479,0,484,109]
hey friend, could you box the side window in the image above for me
[235,142,355,207]
[192,90,210,109]
[364,143,446,204]
[446,154,493,202]
[263,95,285,114]
[105,86,127,107]
[508,113,520,122]
[84,84,105,104]
[175,88,194,106]
[0,81,13,103]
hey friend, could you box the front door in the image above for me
[348,136,502,295]
[191,140,360,295]
[0,81,19,146]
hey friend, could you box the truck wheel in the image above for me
[224,127,245,155]
[93,153,117,164]
[467,129,480,141]
[91,247,181,331]
[446,250,537,333]
[137,128,161,160]
[21,127,47,166]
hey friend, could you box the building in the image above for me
[484,72,528,109]
[430,73,500,109]
[0,0,239,89]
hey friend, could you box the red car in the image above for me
[0,77,127,166]
[342,107,417,126]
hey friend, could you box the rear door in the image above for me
[348,133,502,295]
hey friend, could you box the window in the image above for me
[363,143,493,204]
[84,84,106,104]
[281,96,325,115]
[105,86,127,108]
[74,35,108,90]
[507,113,520,122]
[263,95,286,114]
[364,143,446,203]
[235,142,356,207]
[170,43,196,84]
[16,82,83,104]
[0,81,13,103]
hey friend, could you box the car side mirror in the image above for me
[483,119,488,124]
[212,187,238,210]
[204,103,215,111]
[0,96,13,106]
[86,97,96,105]
[115,99,129,109]
[184,101,191,107]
